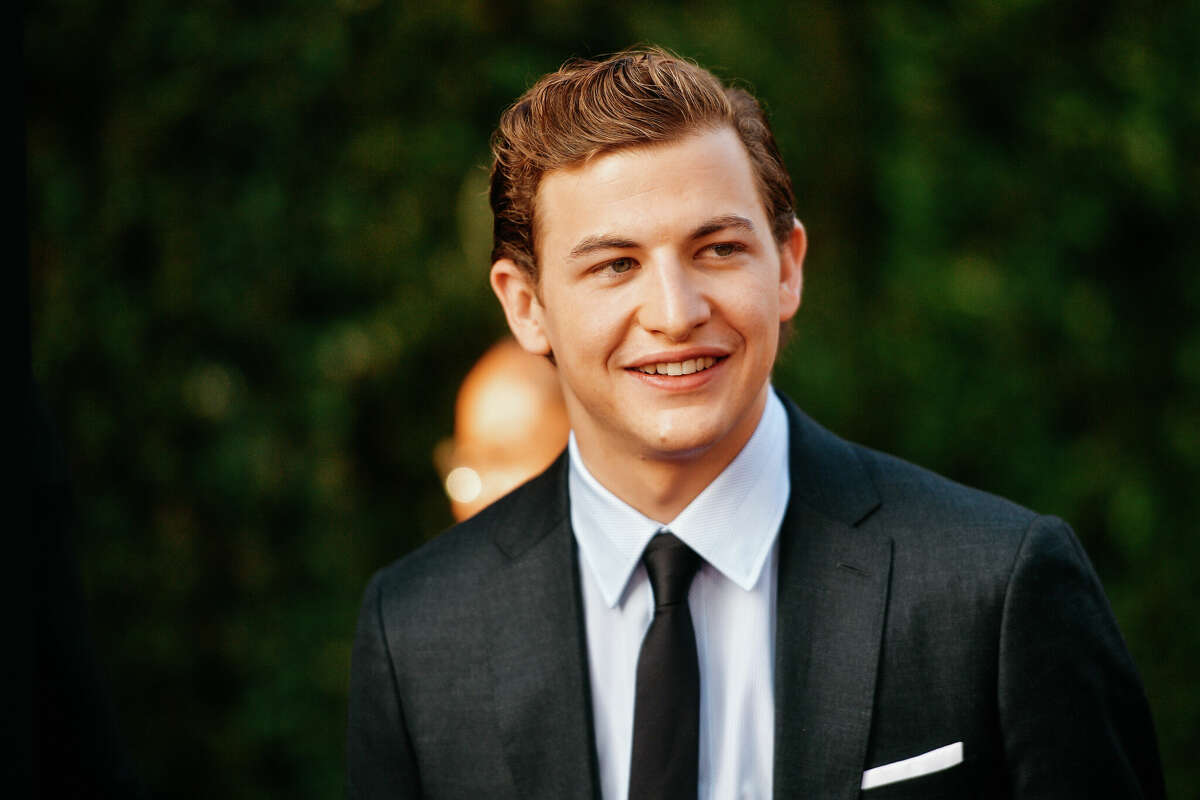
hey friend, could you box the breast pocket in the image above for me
[861,742,968,799]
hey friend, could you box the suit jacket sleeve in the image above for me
[997,516,1164,797]
[347,570,421,799]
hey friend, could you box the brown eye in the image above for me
[711,243,739,257]
[609,258,635,274]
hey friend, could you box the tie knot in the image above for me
[642,532,701,609]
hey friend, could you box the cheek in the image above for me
[544,288,629,352]
[719,277,780,333]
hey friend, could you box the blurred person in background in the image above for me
[436,338,570,522]
[348,48,1164,799]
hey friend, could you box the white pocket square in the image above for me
[861,741,963,790]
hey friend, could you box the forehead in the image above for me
[533,127,768,260]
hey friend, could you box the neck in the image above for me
[573,389,769,523]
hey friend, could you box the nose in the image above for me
[637,257,711,341]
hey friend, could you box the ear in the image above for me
[777,218,806,322]
[490,259,553,356]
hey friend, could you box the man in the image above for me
[348,49,1163,799]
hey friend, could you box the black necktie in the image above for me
[628,531,702,800]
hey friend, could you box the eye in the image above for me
[605,257,636,274]
[708,242,744,257]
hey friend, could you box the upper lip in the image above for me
[624,347,730,369]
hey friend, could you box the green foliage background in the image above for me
[28,0,1199,796]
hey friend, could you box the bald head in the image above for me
[445,339,570,521]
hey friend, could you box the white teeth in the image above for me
[636,356,718,375]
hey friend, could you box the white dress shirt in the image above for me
[568,390,790,800]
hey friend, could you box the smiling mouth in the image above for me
[631,356,722,376]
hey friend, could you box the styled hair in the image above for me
[489,47,796,280]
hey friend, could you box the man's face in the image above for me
[493,126,804,472]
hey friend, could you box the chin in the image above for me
[640,418,727,461]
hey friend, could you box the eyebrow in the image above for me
[690,214,755,240]
[566,215,756,260]
[568,235,639,259]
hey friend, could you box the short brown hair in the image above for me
[489,47,796,280]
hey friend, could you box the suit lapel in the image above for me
[484,457,599,800]
[477,399,891,799]
[774,397,893,799]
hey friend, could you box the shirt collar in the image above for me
[568,390,791,608]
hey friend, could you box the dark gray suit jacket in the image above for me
[347,394,1164,798]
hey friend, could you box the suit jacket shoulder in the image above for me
[368,465,561,628]
[774,396,1163,799]
[349,456,598,800]
[783,392,1035,531]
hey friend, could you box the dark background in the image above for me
[28,0,1199,797]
